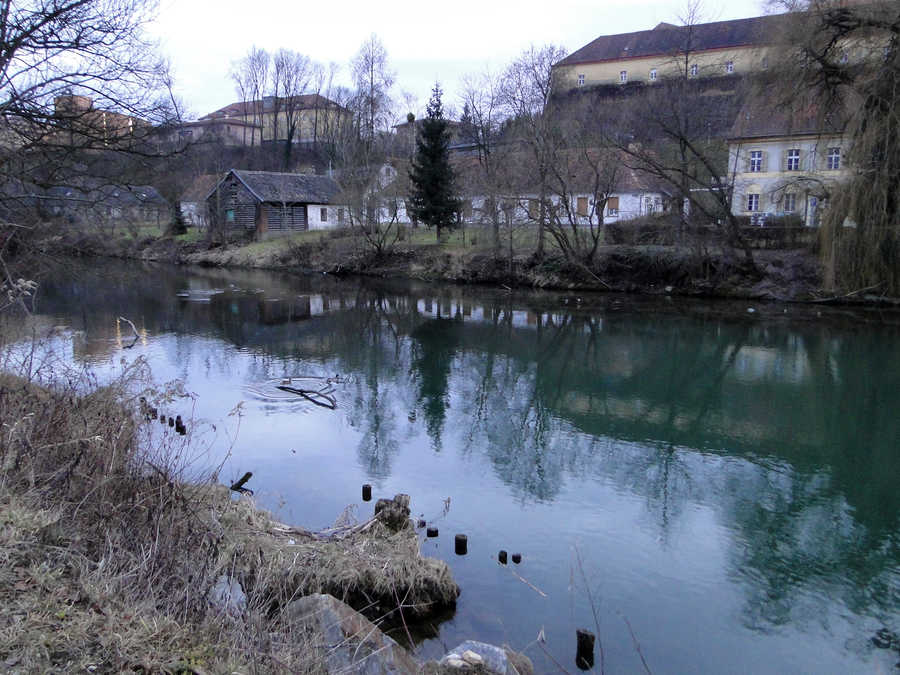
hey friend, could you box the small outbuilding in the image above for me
[207,169,343,237]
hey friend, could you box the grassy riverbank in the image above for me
[0,356,458,672]
[41,222,832,303]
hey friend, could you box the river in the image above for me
[15,259,900,673]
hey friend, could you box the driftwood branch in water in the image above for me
[276,385,337,409]
[118,316,140,348]
[230,471,254,495]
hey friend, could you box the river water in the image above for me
[17,259,900,673]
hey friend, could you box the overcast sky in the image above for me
[150,0,766,121]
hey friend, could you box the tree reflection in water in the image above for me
[30,262,900,666]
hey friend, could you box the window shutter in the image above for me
[783,149,789,171]
[743,151,750,173]
[761,151,767,173]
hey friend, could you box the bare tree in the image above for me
[460,70,507,255]
[500,44,568,259]
[272,49,314,168]
[351,34,395,149]
[230,47,269,147]
[0,0,179,292]
[765,0,900,294]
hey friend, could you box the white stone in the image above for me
[462,650,484,666]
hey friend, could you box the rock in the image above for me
[444,657,467,668]
[440,641,533,675]
[374,493,412,531]
[209,575,246,616]
[285,594,419,674]
[462,650,484,666]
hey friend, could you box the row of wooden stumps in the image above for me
[141,397,188,435]
[363,484,523,561]
[363,484,594,670]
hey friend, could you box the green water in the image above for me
[20,260,900,673]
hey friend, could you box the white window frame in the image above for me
[726,60,734,74]
[787,149,801,171]
[749,150,763,173]
[619,70,627,83]
[649,68,657,81]
[827,147,841,170]
[747,193,760,212]
[783,193,796,213]
[690,63,698,76]
[577,73,585,86]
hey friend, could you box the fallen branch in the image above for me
[230,471,254,496]
[809,282,884,304]
[505,565,547,598]
[117,316,140,348]
[276,385,337,409]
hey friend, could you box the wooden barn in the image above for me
[206,169,343,237]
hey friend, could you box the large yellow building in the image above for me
[200,94,348,147]
[553,14,784,91]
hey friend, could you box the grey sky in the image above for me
[150,0,765,121]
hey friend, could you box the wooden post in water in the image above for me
[426,527,439,538]
[498,550,508,565]
[576,629,595,670]
[455,534,467,555]
[362,484,372,501]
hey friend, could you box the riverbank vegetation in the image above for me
[0,332,458,672]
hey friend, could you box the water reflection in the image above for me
[25,260,900,672]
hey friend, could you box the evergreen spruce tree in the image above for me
[408,84,459,239]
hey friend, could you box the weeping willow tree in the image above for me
[771,1,900,294]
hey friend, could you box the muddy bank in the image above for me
[42,228,846,303]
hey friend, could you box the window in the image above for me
[619,70,627,83]
[827,147,841,170]
[749,150,763,173]
[690,63,698,76]
[607,196,620,216]
[576,196,589,216]
[528,199,539,219]
[783,193,796,213]
[839,51,848,64]
[320,207,328,222]
[725,60,734,74]
[761,57,769,70]
[786,149,801,171]
[338,208,345,225]
[649,68,657,81]
[577,74,585,86]
[747,193,759,211]
[225,209,235,223]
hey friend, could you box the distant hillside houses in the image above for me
[199,94,349,146]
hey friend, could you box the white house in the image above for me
[728,102,848,226]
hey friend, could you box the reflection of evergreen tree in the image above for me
[411,317,462,450]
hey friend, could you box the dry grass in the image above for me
[0,332,458,673]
